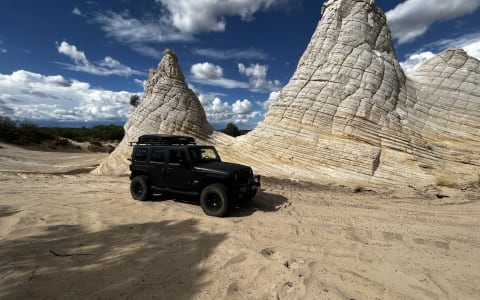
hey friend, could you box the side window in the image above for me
[134,148,148,161]
[169,149,187,164]
[151,149,165,163]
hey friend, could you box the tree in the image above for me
[222,122,241,137]
[130,95,140,107]
[0,116,17,142]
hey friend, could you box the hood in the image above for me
[194,161,251,175]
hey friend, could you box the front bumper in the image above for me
[233,175,261,199]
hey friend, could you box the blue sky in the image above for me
[1,0,479,129]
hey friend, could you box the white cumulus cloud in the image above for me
[386,0,480,44]
[193,48,268,60]
[211,97,231,113]
[155,0,291,33]
[56,41,143,77]
[232,99,253,114]
[464,40,480,59]
[88,0,292,57]
[191,63,224,80]
[72,7,83,16]
[0,70,135,124]
[0,41,7,54]
[194,91,261,129]
[400,51,436,74]
[238,63,281,91]
[400,33,480,74]
[190,62,249,89]
[257,90,281,112]
[57,41,89,65]
[93,11,191,44]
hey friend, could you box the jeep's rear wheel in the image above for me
[200,184,230,217]
[130,175,151,201]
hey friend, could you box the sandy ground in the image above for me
[1,145,480,299]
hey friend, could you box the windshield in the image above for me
[189,146,220,164]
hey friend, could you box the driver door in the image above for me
[166,149,192,190]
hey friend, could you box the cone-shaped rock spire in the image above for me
[239,0,411,179]
[235,0,479,184]
[95,49,213,175]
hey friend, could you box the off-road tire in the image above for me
[130,175,151,201]
[200,183,230,217]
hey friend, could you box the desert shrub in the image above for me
[17,123,55,144]
[54,138,72,147]
[0,116,18,142]
[0,117,55,144]
[41,125,124,142]
[130,95,140,107]
[88,141,103,152]
[222,123,241,137]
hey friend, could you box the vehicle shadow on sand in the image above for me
[150,189,288,218]
[229,190,288,217]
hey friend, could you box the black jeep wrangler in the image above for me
[129,134,260,217]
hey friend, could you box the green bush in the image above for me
[0,116,18,142]
[222,123,241,137]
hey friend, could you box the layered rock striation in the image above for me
[97,0,479,186]
[237,0,415,181]
[235,0,479,184]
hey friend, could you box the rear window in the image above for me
[134,148,148,161]
[169,149,187,164]
[151,149,165,163]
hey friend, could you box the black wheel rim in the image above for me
[134,183,144,196]
[205,192,222,211]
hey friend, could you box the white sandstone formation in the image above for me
[95,49,217,175]
[235,0,416,183]
[407,48,480,184]
[232,0,479,185]
[96,0,479,186]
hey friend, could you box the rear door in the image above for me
[132,146,149,173]
[149,147,167,187]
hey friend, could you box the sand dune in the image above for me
[1,145,479,299]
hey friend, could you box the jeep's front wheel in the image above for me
[200,184,230,217]
[130,175,151,201]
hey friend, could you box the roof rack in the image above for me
[128,134,196,146]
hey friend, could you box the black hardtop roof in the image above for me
[130,134,196,146]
